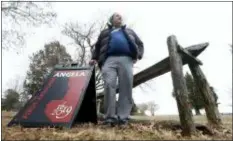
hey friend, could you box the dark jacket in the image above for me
[91,24,144,69]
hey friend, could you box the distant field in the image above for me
[2,111,232,140]
[132,114,232,125]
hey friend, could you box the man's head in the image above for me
[109,13,123,27]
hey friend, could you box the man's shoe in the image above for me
[102,118,117,127]
[118,119,129,128]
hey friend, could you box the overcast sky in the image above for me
[2,2,232,115]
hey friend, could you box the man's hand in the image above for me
[89,59,97,65]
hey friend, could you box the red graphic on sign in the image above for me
[45,70,88,122]
[22,77,56,119]
[45,100,73,122]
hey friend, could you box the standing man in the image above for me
[89,13,144,126]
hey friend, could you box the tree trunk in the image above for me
[194,108,201,115]
[188,63,222,127]
[167,35,196,136]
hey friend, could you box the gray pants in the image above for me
[101,56,134,120]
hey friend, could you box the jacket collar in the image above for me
[107,23,126,29]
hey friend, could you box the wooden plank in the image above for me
[178,46,203,65]
[97,43,209,99]
[167,35,195,136]
[188,63,222,127]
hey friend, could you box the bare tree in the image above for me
[137,101,159,116]
[62,20,106,91]
[137,103,148,114]
[2,1,57,52]
[147,101,159,116]
[5,75,24,94]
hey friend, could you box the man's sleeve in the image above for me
[132,30,144,60]
[91,32,102,60]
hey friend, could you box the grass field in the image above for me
[2,111,232,140]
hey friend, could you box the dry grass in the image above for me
[2,111,232,140]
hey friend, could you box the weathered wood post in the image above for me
[167,35,195,136]
[188,63,222,127]
[96,99,101,114]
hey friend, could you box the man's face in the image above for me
[112,13,122,27]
